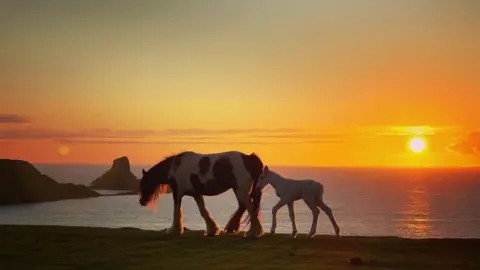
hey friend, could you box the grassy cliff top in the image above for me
[0,225,479,270]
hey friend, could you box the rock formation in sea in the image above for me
[89,156,139,192]
[0,159,100,205]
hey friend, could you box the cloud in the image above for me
[156,128,304,136]
[54,138,346,146]
[0,128,143,140]
[0,127,307,141]
[0,127,348,146]
[0,114,30,124]
[359,125,461,137]
[253,133,344,139]
[446,131,480,155]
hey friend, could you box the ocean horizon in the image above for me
[1,163,479,239]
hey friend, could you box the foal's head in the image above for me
[256,165,272,191]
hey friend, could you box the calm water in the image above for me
[1,164,479,239]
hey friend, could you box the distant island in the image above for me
[0,159,100,205]
[89,156,139,192]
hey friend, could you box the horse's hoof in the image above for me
[165,227,184,235]
[292,232,298,238]
[225,230,241,235]
[205,228,221,236]
[244,231,260,239]
[335,227,341,237]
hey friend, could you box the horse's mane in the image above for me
[149,153,178,171]
[146,184,169,211]
[143,153,180,209]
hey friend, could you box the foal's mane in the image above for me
[266,169,286,181]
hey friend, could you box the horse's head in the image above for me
[138,167,170,207]
[138,168,155,206]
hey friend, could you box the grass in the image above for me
[0,225,479,270]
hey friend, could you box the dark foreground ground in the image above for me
[0,225,479,270]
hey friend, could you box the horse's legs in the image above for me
[194,195,220,236]
[304,198,320,238]
[270,198,288,234]
[287,202,298,238]
[223,202,246,233]
[166,194,184,235]
[234,189,263,239]
[317,200,340,238]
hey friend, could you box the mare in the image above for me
[255,166,341,238]
[138,151,265,239]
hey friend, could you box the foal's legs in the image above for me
[317,200,341,238]
[304,198,320,238]
[287,202,298,238]
[194,195,220,236]
[270,198,288,234]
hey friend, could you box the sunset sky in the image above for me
[1,0,479,167]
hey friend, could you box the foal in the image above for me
[256,166,340,238]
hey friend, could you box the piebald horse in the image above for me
[256,166,340,238]
[138,151,265,239]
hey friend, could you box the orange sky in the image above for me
[1,1,479,167]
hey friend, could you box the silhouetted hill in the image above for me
[0,159,100,205]
[89,156,139,191]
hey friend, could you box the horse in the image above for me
[138,150,265,239]
[255,166,340,239]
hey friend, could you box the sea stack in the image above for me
[89,156,139,192]
[0,159,100,205]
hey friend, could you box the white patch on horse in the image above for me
[256,166,341,239]
[169,152,247,193]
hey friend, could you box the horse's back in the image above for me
[171,150,261,195]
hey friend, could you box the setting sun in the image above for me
[58,145,71,156]
[408,137,426,153]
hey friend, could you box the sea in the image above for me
[0,164,479,239]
